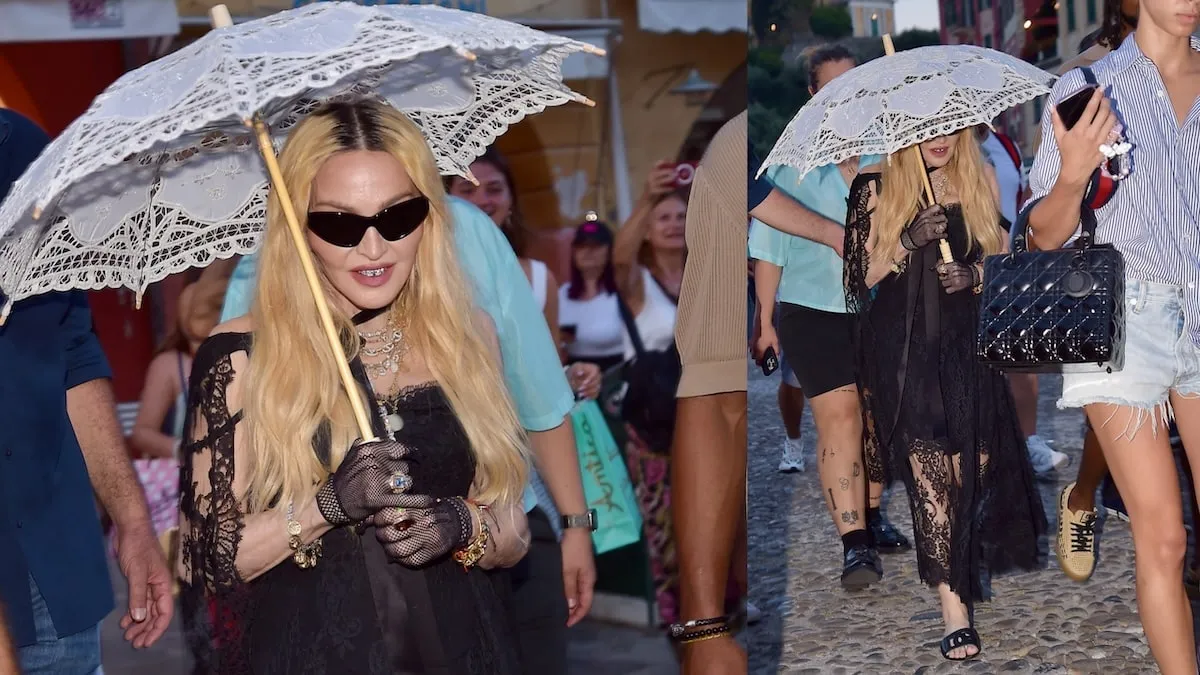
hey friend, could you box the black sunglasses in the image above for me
[307,196,430,248]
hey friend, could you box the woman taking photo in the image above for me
[843,130,1045,660]
[611,164,686,628]
[179,99,531,674]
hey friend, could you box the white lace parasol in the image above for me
[0,1,597,310]
[758,45,1056,180]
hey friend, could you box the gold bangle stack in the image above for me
[287,500,322,569]
[453,505,490,571]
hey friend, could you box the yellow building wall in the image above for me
[498,0,745,231]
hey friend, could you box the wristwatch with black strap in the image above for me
[560,509,598,532]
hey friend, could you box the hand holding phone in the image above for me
[1055,85,1098,130]
[1051,85,1117,190]
[760,346,779,376]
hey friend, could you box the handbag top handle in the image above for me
[1012,66,1102,255]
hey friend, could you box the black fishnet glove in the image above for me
[316,439,424,525]
[373,497,474,567]
[936,261,978,294]
[901,205,948,251]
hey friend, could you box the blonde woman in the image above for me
[178,100,531,674]
[843,131,1045,661]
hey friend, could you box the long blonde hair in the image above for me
[242,100,528,513]
[870,130,1003,268]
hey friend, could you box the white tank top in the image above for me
[623,267,677,361]
[558,286,624,359]
[528,259,547,310]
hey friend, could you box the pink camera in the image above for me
[670,162,695,188]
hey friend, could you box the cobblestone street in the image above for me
[746,367,1160,674]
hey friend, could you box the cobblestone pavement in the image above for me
[746,367,1160,674]
[99,557,677,674]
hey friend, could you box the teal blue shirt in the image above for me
[747,156,882,313]
[219,196,572,513]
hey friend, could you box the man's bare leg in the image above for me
[673,392,747,675]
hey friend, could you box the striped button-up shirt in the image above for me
[1026,35,1200,345]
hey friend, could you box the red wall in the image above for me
[1,40,154,402]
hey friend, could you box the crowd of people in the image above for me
[0,0,1196,670]
[0,88,711,672]
[739,0,1199,667]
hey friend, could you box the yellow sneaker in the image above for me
[1056,482,1097,582]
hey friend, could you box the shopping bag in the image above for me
[571,399,643,554]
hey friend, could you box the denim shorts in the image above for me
[1059,279,1200,437]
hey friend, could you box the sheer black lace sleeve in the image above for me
[844,173,888,486]
[843,172,881,320]
[178,331,252,674]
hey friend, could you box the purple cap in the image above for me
[572,220,612,246]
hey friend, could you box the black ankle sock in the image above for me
[842,529,871,554]
[867,507,882,523]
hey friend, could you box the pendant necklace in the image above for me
[357,312,409,434]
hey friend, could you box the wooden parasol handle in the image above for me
[882,34,954,265]
[249,119,376,440]
[211,5,376,440]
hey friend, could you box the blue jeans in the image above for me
[18,575,102,675]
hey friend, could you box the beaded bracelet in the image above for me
[667,615,727,638]
[673,624,732,645]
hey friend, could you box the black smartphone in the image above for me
[761,346,779,376]
[1056,85,1098,130]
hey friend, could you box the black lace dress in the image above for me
[844,173,1046,604]
[178,332,522,674]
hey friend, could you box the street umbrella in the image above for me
[758,39,1055,262]
[0,1,601,437]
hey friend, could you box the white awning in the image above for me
[636,0,745,34]
[0,0,180,43]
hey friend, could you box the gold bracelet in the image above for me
[452,505,490,571]
[287,500,322,569]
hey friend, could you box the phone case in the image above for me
[761,347,779,376]
[1056,85,1097,130]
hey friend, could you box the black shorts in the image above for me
[777,303,856,397]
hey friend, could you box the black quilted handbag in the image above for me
[976,199,1125,372]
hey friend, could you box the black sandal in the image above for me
[939,627,982,661]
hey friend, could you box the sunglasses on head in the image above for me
[307,196,430,248]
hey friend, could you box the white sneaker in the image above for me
[778,437,805,473]
[1027,434,1069,474]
